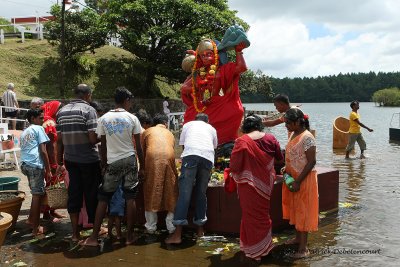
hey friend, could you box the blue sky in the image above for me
[1,0,400,78]
[306,23,333,39]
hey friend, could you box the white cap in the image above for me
[7,83,14,90]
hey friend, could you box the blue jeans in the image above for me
[21,162,45,195]
[173,155,213,226]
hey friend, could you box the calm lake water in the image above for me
[244,102,400,266]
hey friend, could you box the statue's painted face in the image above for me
[200,50,215,67]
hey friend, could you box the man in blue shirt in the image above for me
[20,109,51,235]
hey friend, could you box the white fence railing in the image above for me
[0,23,44,43]
[167,112,185,131]
[0,106,29,129]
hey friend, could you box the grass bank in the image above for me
[0,38,180,100]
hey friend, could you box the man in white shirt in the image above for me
[1,83,19,130]
[165,113,217,244]
[81,87,144,246]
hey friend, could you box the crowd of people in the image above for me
[3,78,373,262]
[16,84,218,249]
[16,85,317,261]
[0,21,374,262]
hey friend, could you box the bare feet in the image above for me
[33,226,46,236]
[79,237,99,247]
[125,233,138,245]
[71,234,81,242]
[284,237,300,245]
[50,210,67,219]
[291,249,310,259]
[42,213,62,223]
[165,232,182,244]
[98,227,108,236]
[197,226,205,238]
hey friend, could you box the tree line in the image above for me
[266,71,400,103]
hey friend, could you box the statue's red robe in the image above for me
[181,62,244,145]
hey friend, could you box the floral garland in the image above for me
[191,40,219,113]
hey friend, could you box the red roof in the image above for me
[11,16,55,24]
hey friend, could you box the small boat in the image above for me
[389,112,400,141]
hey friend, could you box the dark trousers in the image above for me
[65,160,101,223]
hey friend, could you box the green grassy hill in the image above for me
[0,39,180,100]
[0,39,56,99]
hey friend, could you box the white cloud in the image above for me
[2,0,400,78]
[0,0,55,18]
[228,0,400,78]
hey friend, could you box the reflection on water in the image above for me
[340,160,366,204]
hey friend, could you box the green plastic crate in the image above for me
[0,177,20,191]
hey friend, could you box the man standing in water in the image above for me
[345,100,373,159]
[262,94,293,127]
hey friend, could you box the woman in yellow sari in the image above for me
[282,108,318,259]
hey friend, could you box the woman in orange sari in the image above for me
[230,114,283,261]
[41,101,66,221]
[282,108,318,259]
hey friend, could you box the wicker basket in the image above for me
[46,186,68,209]
[46,175,68,209]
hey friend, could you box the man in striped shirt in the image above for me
[1,83,19,130]
[56,84,101,242]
